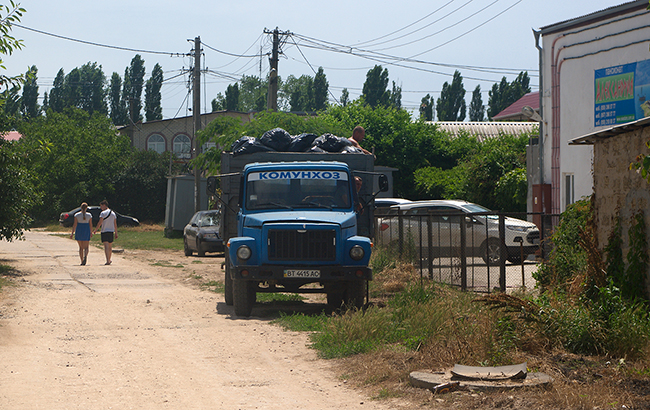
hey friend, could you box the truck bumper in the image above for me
[231,265,372,281]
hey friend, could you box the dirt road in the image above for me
[0,231,394,410]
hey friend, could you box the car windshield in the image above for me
[460,203,498,220]
[199,213,219,227]
[245,169,352,211]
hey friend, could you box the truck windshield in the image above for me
[245,169,352,210]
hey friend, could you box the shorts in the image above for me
[101,232,114,243]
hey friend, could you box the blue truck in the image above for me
[208,151,387,317]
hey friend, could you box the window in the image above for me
[147,134,165,153]
[173,134,192,159]
[564,174,575,209]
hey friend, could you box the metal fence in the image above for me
[373,209,559,293]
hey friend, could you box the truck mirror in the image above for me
[378,174,389,192]
[207,176,219,195]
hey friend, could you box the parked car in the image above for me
[374,197,412,209]
[377,200,540,265]
[183,210,224,256]
[59,206,140,227]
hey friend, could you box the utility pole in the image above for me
[264,28,291,111]
[267,28,279,111]
[193,36,202,213]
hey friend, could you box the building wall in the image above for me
[540,2,650,214]
[592,127,650,292]
[119,111,252,153]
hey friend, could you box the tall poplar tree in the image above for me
[109,72,127,125]
[124,55,145,123]
[313,67,328,111]
[419,94,434,121]
[48,68,65,113]
[224,83,239,111]
[362,65,390,108]
[436,70,466,121]
[144,63,163,121]
[21,65,39,119]
[469,85,485,121]
[487,71,531,119]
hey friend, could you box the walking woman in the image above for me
[70,202,93,265]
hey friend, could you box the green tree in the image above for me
[76,62,107,115]
[109,72,127,125]
[390,81,402,109]
[144,63,163,121]
[362,65,390,108]
[340,88,350,107]
[17,108,132,221]
[313,67,329,111]
[469,85,484,121]
[0,2,25,91]
[224,83,239,111]
[436,70,466,121]
[21,65,39,119]
[419,94,434,121]
[284,74,314,112]
[48,68,65,113]
[211,92,225,111]
[487,71,531,119]
[239,74,267,112]
[124,55,145,123]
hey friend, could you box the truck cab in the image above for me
[210,153,387,317]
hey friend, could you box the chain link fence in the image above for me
[374,208,558,292]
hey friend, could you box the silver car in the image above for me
[183,210,224,256]
[376,200,540,265]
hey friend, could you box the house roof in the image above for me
[428,121,538,142]
[540,1,647,35]
[2,131,21,141]
[492,92,540,121]
[569,116,650,145]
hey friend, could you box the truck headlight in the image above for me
[236,245,252,260]
[349,245,364,261]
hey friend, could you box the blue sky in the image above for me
[3,0,627,118]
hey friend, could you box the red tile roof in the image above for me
[2,131,21,141]
[493,92,540,121]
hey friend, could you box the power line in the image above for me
[13,24,186,57]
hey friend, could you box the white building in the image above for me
[535,0,650,215]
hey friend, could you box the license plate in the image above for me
[284,269,320,278]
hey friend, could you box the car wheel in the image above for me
[482,238,502,266]
[197,239,205,257]
[184,238,193,256]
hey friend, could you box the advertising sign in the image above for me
[595,60,650,127]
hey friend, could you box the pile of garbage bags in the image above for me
[229,128,365,156]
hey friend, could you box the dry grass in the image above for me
[338,262,650,410]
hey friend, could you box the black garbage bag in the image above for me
[231,136,274,156]
[259,128,292,151]
[312,133,352,152]
[308,145,327,153]
[340,145,364,154]
[287,133,318,152]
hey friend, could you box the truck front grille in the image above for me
[268,229,336,261]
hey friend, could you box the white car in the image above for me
[374,197,412,209]
[376,200,540,265]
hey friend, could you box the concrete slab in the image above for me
[410,369,553,392]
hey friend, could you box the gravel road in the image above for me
[0,231,395,410]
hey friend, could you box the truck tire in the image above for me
[345,280,366,309]
[326,290,344,309]
[233,279,255,317]
[224,260,233,306]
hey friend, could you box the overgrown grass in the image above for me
[0,264,13,291]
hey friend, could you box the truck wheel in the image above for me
[326,291,344,309]
[345,280,366,309]
[233,279,255,317]
[197,239,205,257]
[224,262,233,306]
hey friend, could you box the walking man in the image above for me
[93,200,118,265]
